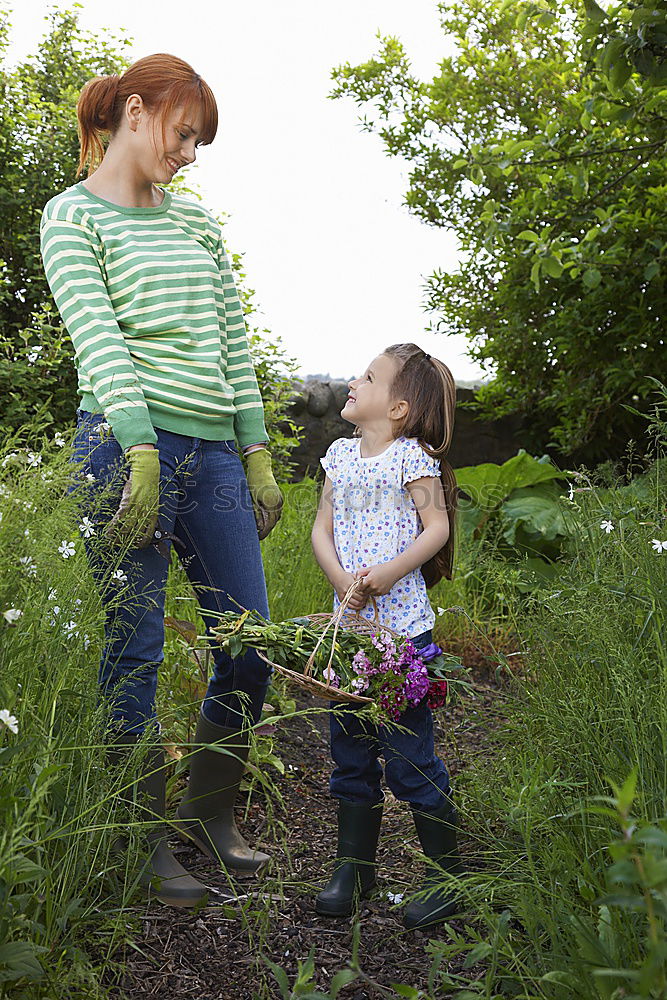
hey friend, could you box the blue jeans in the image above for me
[70,410,271,734]
[329,629,451,813]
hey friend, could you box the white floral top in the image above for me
[320,435,440,638]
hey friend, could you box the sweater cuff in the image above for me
[234,409,269,452]
[109,410,158,452]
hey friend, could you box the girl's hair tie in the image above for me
[423,352,431,361]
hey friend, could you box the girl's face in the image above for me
[342,353,405,427]
[135,102,204,184]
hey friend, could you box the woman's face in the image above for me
[135,101,205,184]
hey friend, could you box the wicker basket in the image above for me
[256,579,403,704]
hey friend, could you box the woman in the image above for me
[39,53,283,907]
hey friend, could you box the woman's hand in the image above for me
[245,448,284,540]
[105,447,160,548]
[355,562,399,597]
[334,571,369,610]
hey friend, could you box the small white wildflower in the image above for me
[98,421,111,435]
[437,607,446,616]
[63,620,79,637]
[111,569,127,584]
[83,635,91,651]
[47,605,61,626]
[3,608,23,624]
[567,482,575,501]
[1,452,17,468]
[387,892,404,905]
[26,451,42,469]
[85,473,96,483]
[0,484,8,496]
[22,501,36,512]
[78,517,96,539]
[27,346,43,363]
[53,431,66,447]
[48,588,58,601]
[651,539,667,553]
[600,520,615,534]
[24,527,30,538]
[0,709,19,734]
[18,556,37,578]
[58,540,76,559]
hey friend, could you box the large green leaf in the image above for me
[501,482,568,545]
[0,941,47,983]
[456,450,563,511]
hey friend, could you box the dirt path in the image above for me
[108,661,509,1000]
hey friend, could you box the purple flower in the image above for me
[404,665,430,706]
[416,642,442,663]
[323,665,340,688]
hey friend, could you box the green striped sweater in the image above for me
[40,182,269,452]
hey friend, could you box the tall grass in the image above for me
[427,397,667,997]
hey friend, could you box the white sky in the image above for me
[6,0,485,383]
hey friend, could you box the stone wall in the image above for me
[281,377,530,481]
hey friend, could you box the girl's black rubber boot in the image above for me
[315,799,383,917]
[403,795,462,930]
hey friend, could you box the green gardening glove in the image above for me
[245,448,284,540]
[105,448,161,549]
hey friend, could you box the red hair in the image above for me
[76,53,218,176]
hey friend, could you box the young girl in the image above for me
[310,342,461,930]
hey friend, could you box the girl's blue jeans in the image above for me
[70,410,271,735]
[329,629,451,813]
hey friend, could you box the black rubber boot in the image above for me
[176,710,270,872]
[110,735,209,908]
[403,794,462,930]
[315,799,383,917]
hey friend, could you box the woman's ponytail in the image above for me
[76,75,121,176]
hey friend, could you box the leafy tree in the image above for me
[0,6,300,475]
[331,0,667,460]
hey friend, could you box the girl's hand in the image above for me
[334,571,368,610]
[355,562,399,597]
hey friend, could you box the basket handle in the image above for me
[304,578,372,680]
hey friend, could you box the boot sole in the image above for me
[403,897,458,930]
[152,886,210,908]
[315,885,375,917]
[176,825,269,873]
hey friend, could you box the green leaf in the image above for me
[0,942,47,983]
[530,258,541,290]
[583,268,602,289]
[608,55,633,92]
[330,969,358,997]
[542,254,563,278]
[501,485,568,545]
[644,260,660,281]
[391,986,421,999]
[5,854,47,885]
[456,450,562,510]
[517,229,540,242]
[583,0,607,23]
[541,971,576,986]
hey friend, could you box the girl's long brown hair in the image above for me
[384,343,458,588]
[76,53,218,177]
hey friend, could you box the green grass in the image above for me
[4,411,666,999]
